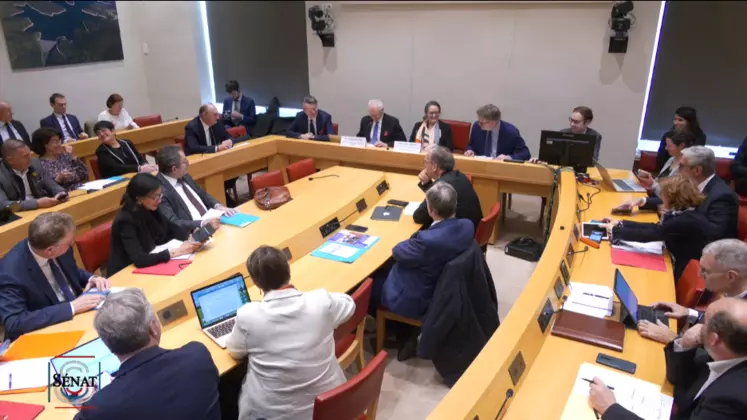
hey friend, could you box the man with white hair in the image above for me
[74,288,220,420]
[184,103,234,156]
[356,99,406,148]
[0,101,30,146]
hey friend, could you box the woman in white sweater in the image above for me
[98,93,138,131]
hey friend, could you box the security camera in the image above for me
[609,1,634,53]
[308,3,335,47]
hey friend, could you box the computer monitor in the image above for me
[190,273,250,329]
[613,268,639,325]
[538,130,598,173]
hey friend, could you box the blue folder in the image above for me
[221,213,260,227]
[311,237,380,263]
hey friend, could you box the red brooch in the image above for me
[384,131,388,136]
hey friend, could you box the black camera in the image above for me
[307,4,335,47]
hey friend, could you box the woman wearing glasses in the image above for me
[560,106,602,162]
[409,100,454,151]
[107,173,201,275]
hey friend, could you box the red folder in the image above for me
[132,260,192,276]
[611,248,667,272]
[0,401,45,419]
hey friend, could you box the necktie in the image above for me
[4,123,16,140]
[310,120,317,136]
[49,260,75,301]
[208,127,215,146]
[232,101,240,125]
[487,131,495,157]
[62,115,77,140]
[372,121,380,144]
[178,179,207,216]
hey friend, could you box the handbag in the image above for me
[254,186,292,210]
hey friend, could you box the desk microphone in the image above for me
[309,175,340,181]
[568,246,590,255]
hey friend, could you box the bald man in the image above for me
[0,101,30,146]
[183,104,234,156]
[590,297,747,420]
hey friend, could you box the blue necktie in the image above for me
[372,121,380,144]
[4,123,16,140]
[49,260,75,302]
[62,115,77,140]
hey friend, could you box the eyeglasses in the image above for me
[569,117,585,124]
[427,111,440,116]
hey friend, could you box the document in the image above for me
[612,240,664,256]
[318,243,358,259]
[392,141,422,154]
[75,176,126,191]
[0,357,50,392]
[87,286,127,309]
[564,282,613,318]
[403,201,421,216]
[201,208,224,221]
[150,239,211,260]
[340,136,367,148]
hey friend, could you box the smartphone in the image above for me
[590,231,603,243]
[596,353,636,374]
[192,224,216,243]
[387,199,409,207]
[611,206,632,215]
[57,192,69,202]
[346,224,368,233]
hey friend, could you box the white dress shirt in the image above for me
[12,168,34,200]
[698,174,716,192]
[55,113,75,141]
[0,122,21,141]
[226,288,355,420]
[694,355,747,399]
[163,174,206,221]
[201,120,213,146]
[97,108,138,131]
[28,243,76,316]
[488,122,501,158]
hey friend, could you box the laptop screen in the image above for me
[191,273,250,329]
[613,269,639,322]
[50,337,121,391]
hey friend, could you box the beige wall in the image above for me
[306,1,664,168]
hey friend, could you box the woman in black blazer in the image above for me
[409,101,453,151]
[94,120,157,179]
[655,106,706,171]
[107,173,201,275]
[602,175,713,283]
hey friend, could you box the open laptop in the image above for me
[594,161,646,193]
[190,273,250,348]
[613,269,669,329]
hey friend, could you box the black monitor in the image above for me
[538,130,598,173]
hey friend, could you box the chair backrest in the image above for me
[249,170,285,197]
[74,221,113,273]
[90,157,102,180]
[227,126,246,138]
[442,119,471,153]
[174,135,185,151]
[332,123,339,135]
[715,157,733,182]
[84,120,97,138]
[676,259,706,308]
[639,151,658,173]
[251,114,277,138]
[286,158,316,182]
[334,279,373,342]
[313,351,388,420]
[474,202,502,247]
[738,206,747,242]
[132,114,162,128]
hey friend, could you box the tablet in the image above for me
[581,222,609,241]
[50,337,120,391]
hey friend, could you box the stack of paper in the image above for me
[0,358,50,392]
[612,240,664,256]
[311,229,380,263]
[403,202,421,216]
[75,176,126,191]
[151,239,191,260]
[564,282,613,318]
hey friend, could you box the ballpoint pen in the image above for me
[8,372,11,390]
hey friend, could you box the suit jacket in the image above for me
[222,94,257,131]
[732,136,747,196]
[355,113,406,147]
[0,120,31,147]
[413,170,483,230]
[560,127,602,162]
[0,159,64,210]
[408,120,454,151]
[40,113,85,140]
[183,117,233,156]
[157,173,219,232]
[382,218,475,319]
[286,110,335,141]
[642,176,738,242]
[467,120,531,160]
[107,204,191,276]
[95,139,146,179]
[74,343,221,420]
[0,240,91,340]
[602,342,747,420]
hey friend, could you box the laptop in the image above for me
[51,337,121,391]
[190,273,251,348]
[594,161,646,193]
[613,268,669,329]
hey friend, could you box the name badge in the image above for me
[340,136,367,148]
[393,141,422,154]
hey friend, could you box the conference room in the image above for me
[1,1,747,420]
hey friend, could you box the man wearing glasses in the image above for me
[560,106,602,162]
[464,104,530,161]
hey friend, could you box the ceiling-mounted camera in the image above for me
[308,4,335,48]
[609,1,635,54]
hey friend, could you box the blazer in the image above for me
[0,159,64,210]
[382,218,475,319]
[0,240,91,340]
[40,113,85,140]
[157,173,219,232]
[408,120,454,151]
[466,120,531,160]
[107,204,191,275]
[560,127,602,162]
[226,288,355,420]
[656,129,707,172]
[74,343,221,420]
[602,342,747,420]
[286,110,335,142]
[95,139,146,179]
[184,117,233,155]
[222,94,257,130]
[732,136,747,196]
[0,120,31,147]
[642,176,738,242]
[355,113,407,147]
[612,210,713,282]
[413,169,484,230]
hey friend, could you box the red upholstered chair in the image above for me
[639,151,658,173]
[227,126,246,138]
[75,221,113,274]
[334,279,373,371]
[89,157,102,180]
[442,119,471,154]
[332,123,339,135]
[174,135,185,151]
[475,203,501,248]
[738,206,747,242]
[739,194,747,207]
[312,351,388,420]
[715,158,733,182]
[286,158,316,182]
[132,114,162,128]
[249,170,285,198]
[676,259,706,331]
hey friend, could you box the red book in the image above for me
[0,401,45,419]
[132,260,192,276]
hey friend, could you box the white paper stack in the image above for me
[564,282,613,318]
[403,202,421,216]
[76,178,123,191]
[0,357,50,392]
[612,240,664,256]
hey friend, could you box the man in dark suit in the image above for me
[183,104,234,156]
[731,135,747,197]
[464,104,531,160]
[355,99,406,148]
[221,80,257,134]
[590,297,747,420]
[0,139,66,211]
[39,93,88,142]
[74,289,220,420]
[0,101,30,146]
[414,145,483,230]
[0,213,110,340]
[155,145,237,232]
[286,95,335,141]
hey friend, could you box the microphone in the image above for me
[309,175,340,181]
[568,246,590,255]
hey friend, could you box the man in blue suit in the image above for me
[0,101,31,146]
[183,104,234,156]
[39,93,89,142]
[0,212,109,340]
[74,289,220,420]
[222,80,256,134]
[464,104,530,160]
[286,95,335,141]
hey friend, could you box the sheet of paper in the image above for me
[151,240,193,260]
[613,240,664,256]
[392,141,422,154]
[95,287,127,309]
[403,201,421,216]
[566,282,613,318]
[318,243,358,259]
[340,136,367,148]
[0,358,50,391]
[201,208,224,221]
[562,301,611,319]
[76,178,120,191]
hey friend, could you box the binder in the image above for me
[551,310,625,352]
[132,260,192,276]
[0,401,45,419]
[611,248,667,272]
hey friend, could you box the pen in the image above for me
[8,373,11,390]
[582,377,614,390]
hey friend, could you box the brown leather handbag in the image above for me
[254,186,292,210]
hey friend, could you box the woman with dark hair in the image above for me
[560,105,603,161]
[638,128,696,196]
[94,120,156,178]
[409,100,454,151]
[656,106,706,171]
[32,127,89,191]
[98,93,138,131]
[107,173,200,275]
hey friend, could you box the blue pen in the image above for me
[8,373,11,390]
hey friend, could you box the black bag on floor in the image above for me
[504,237,542,262]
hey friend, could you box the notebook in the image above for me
[220,213,259,227]
[132,260,192,275]
[371,206,402,221]
[551,310,625,352]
